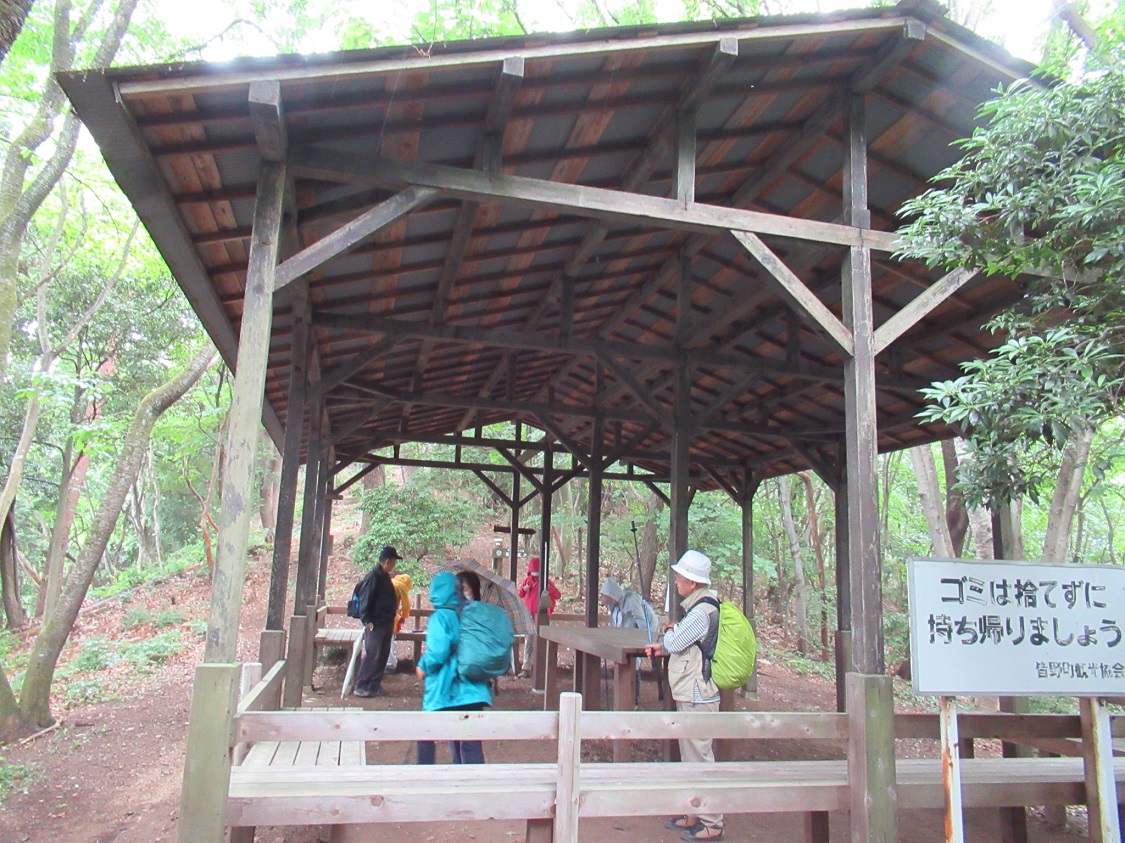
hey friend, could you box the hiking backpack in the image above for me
[347,569,377,620]
[457,601,514,682]
[697,596,757,690]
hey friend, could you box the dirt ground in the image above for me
[0,524,1092,842]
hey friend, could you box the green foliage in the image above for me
[120,631,184,671]
[62,677,114,707]
[409,0,526,43]
[122,607,152,629]
[0,761,39,802]
[918,328,1122,506]
[355,475,485,579]
[69,638,118,673]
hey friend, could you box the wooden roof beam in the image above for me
[290,147,901,251]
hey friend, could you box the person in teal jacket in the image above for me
[415,571,492,764]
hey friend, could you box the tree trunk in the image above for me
[0,0,141,376]
[359,464,385,534]
[259,454,281,541]
[0,509,24,629]
[778,476,807,654]
[798,472,829,660]
[910,444,955,557]
[639,491,661,605]
[14,346,214,729]
[940,439,969,554]
[1041,426,1094,562]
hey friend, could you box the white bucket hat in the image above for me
[670,549,712,585]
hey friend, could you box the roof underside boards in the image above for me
[59,1,1036,492]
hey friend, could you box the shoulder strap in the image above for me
[694,596,721,681]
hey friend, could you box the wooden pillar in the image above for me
[835,472,852,713]
[293,398,322,612]
[266,284,308,630]
[585,412,603,628]
[740,470,760,694]
[540,442,553,581]
[533,444,553,692]
[668,364,690,620]
[509,467,521,582]
[178,663,240,843]
[202,162,284,663]
[841,91,896,843]
[316,469,334,602]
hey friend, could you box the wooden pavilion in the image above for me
[59,2,1041,839]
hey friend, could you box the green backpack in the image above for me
[697,597,757,690]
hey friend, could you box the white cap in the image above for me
[671,549,712,585]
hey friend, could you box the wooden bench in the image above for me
[226,693,1125,842]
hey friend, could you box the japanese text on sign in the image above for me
[907,558,1125,696]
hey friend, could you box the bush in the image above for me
[69,638,118,673]
[63,677,113,707]
[123,607,152,629]
[121,631,183,671]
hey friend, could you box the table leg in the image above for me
[544,640,559,710]
[612,660,635,762]
[581,653,601,709]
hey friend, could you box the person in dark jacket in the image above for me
[354,545,402,698]
[416,571,492,764]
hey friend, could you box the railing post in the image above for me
[178,663,240,843]
[554,691,582,843]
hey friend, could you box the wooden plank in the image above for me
[205,163,284,663]
[238,659,287,714]
[237,709,559,744]
[555,693,582,843]
[581,709,847,740]
[120,17,910,97]
[732,230,854,356]
[872,267,978,355]
[291,147,902,252]
[178,663,240,843]
[283,615,307,709]
[275,186,437,290]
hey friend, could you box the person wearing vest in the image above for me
[645,550,723,842]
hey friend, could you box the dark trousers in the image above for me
[355,622,394,693]
[417,703,486,764]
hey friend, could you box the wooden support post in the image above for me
[293,399,322,612]
[555,692,582,843]
[1080,696,1122,843]
[509,467,521,583]
[740,471,759,694]
[266,284,308,630]
[304,601,318,687]
[586,391,603,628]
[534,445,553,693]
[669,363,690,620]
[258,628,285,673]
[317,474,333,601]
[283,614,307,708]
[177,663,240,843]
[847,672,897,843]
[834,475,851,713]
[203,162,284,663]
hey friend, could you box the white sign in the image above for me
[907,557,1125,696]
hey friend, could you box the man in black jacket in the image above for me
[354,545,402,697]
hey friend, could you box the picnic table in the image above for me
[540,625,656,761]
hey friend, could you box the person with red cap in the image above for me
[516,557,561,678]
[517,556,560,618]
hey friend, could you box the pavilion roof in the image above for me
[59,0,1036,490]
